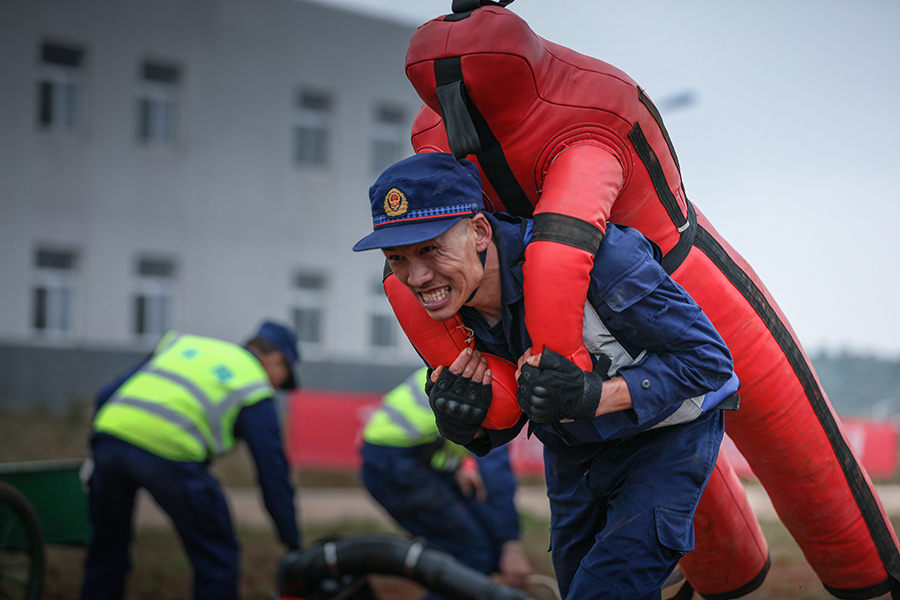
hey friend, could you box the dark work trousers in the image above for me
[79,436,239,600]
[545,411,724,600]
[360,443,500,600]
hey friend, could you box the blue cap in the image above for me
[352,153,483,252]
[252,320,301,389]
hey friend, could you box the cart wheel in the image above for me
[0,482,44,600]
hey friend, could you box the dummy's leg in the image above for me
[679,447,770,598]
[681,216,900,597]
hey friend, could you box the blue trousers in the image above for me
[360,443,502,600]
[79,436,240,600]
[545,411,724,600]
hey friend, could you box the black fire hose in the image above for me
[277,534,533,600]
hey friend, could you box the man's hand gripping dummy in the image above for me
[516,349,602,424]
[427,348,493,445]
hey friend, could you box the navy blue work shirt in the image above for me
[459,213,735,450]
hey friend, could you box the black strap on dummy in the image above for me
[532,212,603,255]
[660,200,696,275]
[628,122,686,232]
[638,87,682,173]
[451,0,514,13]
[434,71,481,159]
[433,57,534,217]
[628,121,697,274]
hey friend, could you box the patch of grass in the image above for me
[0,407,362,489]
[0,405,93,464]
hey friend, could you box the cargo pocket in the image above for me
[655,506,695,556]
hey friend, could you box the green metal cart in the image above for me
[0,458,92,600]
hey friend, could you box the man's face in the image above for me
[259,350,290,389]
[383,218,484,322]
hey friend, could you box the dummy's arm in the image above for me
[524,145,625,370]
[384,271,521,428]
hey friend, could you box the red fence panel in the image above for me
[286,389,547,475]
[287,391,897,480]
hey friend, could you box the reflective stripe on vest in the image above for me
[96,331,272,460]
[362,368,437,446]
[116,365,271,455]
[377,370,431,438]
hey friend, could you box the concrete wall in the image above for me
[0,0,427,410]
[0,342,419,413]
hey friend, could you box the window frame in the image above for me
[292,89,334,169]
[32,248,79,340]
[132,257,177,340]
[370,103,409,175]
[35,42,87,136]
[290,272,328,353]
[136,60,182,148]
[367,278,414,358]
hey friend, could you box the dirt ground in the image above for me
[134,483,900,600]
[5,408,900,600]
[137,481,900,530]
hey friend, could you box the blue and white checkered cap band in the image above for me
[373,202,480,228]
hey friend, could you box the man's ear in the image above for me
[472,213,493,252]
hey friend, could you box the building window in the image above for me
[293,90,332,168]
[369,280,399,350]
[137,61,181,147]
[133,257,176,338]
[35,42,86,135]
[371,105,408,174]
[32,248,78,338]
[290,272,326,349]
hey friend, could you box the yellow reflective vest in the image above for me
[93,331,274,462]
[362,367,468,471]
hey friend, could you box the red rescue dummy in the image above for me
[385,5,900,598]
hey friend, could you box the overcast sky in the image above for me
[315,0,900,359]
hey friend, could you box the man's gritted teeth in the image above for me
[418,286,451,308]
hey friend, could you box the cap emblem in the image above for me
[384,188,408,217]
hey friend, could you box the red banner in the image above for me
[285,389,546,475]
[286,390,897,480]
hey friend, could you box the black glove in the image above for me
[423,367,435,396]
[428,368,492,445]
[517,349,602,423]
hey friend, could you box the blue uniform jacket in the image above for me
[460,213,736,451]
[93,356,300,550]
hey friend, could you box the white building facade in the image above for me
[0,0,430,409]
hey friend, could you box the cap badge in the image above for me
[384,188,408,217]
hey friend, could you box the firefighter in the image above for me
[79,321,301,600]
[354,152,738,599]
[359,367,533,598]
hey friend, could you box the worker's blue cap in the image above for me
[252,320,301,389]
[352,152,483,252]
